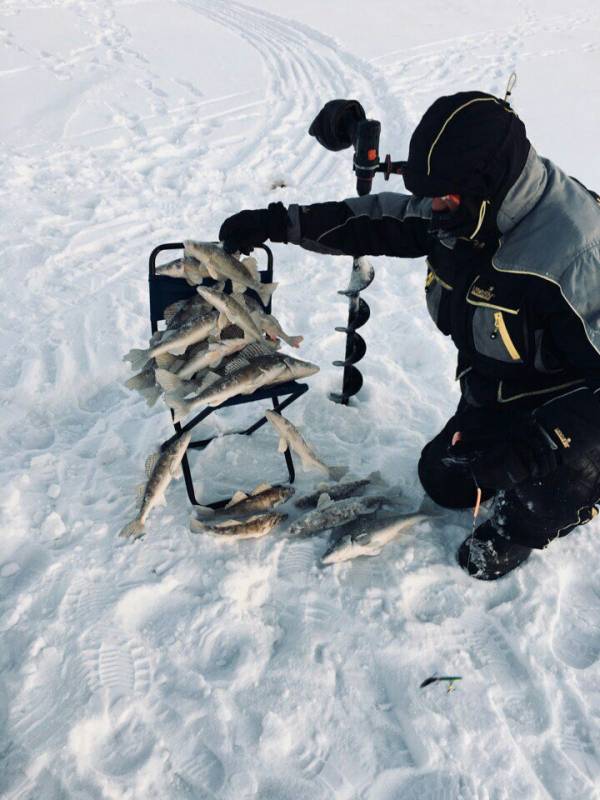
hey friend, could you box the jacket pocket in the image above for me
[471,306,525,363]
[425,261,452,330]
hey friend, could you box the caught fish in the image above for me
[119,432,192,540]
[155,256,210,285]
[185,240,277,307]
[320,511,428,565]
[242,295,303,348]
[197,286,264,343]
[190,511,287,539]
[123,310,219,372]
[288,494,386,537]
[124,352,184,406]
[294,477,376,509]
[195,483,295,518]
[164,295,213,329]
[165,355,289,422]
[264,411,346,481]
[171,337,248,381]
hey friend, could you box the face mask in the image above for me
[428,204,478,241]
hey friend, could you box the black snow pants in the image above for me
[418,400,600,549]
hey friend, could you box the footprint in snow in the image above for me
[551,571,600,669]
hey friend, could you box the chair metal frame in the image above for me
[148,242,309,509]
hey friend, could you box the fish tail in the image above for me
[119,518,144,539]
[141,385,162,407]
[328,465,349,482]
[165,395,190,424]
[123,348,150,372]
[285,335,304,348]
[125,372,153,392]
[256,282,278,307]
[155,368,187,397]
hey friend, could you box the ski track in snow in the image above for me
[2,0,600,797]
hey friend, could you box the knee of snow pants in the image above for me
[490,448,600,549]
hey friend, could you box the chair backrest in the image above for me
[148,242,274,334]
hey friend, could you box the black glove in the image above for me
[443,420,561,490]
[219,202,289,254]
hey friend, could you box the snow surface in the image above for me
[2,1,600,797]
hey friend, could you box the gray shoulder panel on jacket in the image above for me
[344,192,432,221]
[494,151,600,355]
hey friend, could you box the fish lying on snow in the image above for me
[119,432,192,540]
[124,311,218,372]
[185,241,277,307]
[190,512,287,539]
[288,494,387,537]
[294,474,383,509]
[264,410,347,481]
[195,483,295,518]
[321,511,428,565]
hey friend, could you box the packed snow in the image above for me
[2,1,600,798]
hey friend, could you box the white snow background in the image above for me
[2,0,600,798]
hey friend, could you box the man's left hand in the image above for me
[443,421,561,490]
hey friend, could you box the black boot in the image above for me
[457,520,532,580]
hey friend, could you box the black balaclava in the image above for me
[402,91,531,243]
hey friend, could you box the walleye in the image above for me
[124,310,218,372]
[190,512,287,539]
[321,511,428,565]
[242,295,303,348]
[264,411,346,481]
[185,241,277,307]
[195,483,295,518]
[288,494,386,537]
[197,287,264,343]
[119,432,192,540]
[124,352,183,406]
[171,337,248,381]
[164,295,213,329]
[294,477,375,509]
[165,355,289,422]
[155,256,210,285]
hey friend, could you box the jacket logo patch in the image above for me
[470,285,495,302]
[554,427,572,448]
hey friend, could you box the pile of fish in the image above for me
[123,241,318,421]
[120,242,427,560]
[190,410,429,563]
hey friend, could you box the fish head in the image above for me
[281,355,320,379]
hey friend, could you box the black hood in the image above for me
[403,91,530,213]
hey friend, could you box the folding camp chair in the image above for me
[148,242,309,509]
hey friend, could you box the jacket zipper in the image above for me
[493,311,521,360]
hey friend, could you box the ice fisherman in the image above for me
[218,90,600,580]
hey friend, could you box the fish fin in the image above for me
[225,491,248,508]
[145,452,160,477]
[194,505,215,518]
[164,395,189,424]
[287,335,304,348]
[119,519,144,539]
[232,281,247,295]
[367,470,386,486]
[328,466,349,482]
[189,516,207,534]
[125,371,153,392]
[215,519,241,528]
[136,483,146,504]
[197,371,221,392]
[155,368,186,396]
[170,463,184,479]
[277,436,288,454]
[256,282,278,307]
[123,348,150,372]
[206,263,220,280]
[217,312,229,332]
[241,256,259,280]
[316,492,333,509]
[251,483,271,495]
[141,385,162,407]
[155,492,167,507]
